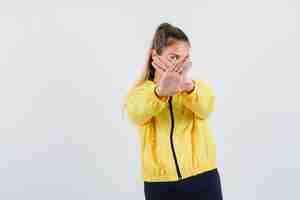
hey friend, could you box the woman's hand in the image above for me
[152,55,194,95]
[152,55,183,96]
[177,58,194,93]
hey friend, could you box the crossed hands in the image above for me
[152,55,194,97]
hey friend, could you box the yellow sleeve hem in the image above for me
[181,80,197,96]
[154,86,170,102]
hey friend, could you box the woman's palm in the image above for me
[158,71,182,96]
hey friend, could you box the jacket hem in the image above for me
[142,163,218,183]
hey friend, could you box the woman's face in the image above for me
[152,41,190,76]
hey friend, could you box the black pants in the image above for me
[144,168,223,200]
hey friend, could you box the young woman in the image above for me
[124,22,223,200]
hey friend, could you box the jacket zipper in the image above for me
[168,97,182,180]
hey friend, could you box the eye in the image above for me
[170,55,178,61]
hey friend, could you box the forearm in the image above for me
[124,81,170,125]
[181,80,215,119]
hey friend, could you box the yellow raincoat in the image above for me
[124,79,217,182]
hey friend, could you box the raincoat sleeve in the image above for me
[124,80,170,126]
[181,79,215,120]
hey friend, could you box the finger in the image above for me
[173,65,181,73]
[175,56,189,71]
[179,59,192,71]
[152,61,165,74]
[181,65,192,78]
[183,61,192,72]
[180,57,187,65]
[185,59,192,67]
[158,55,176,71]
[152,61,165,72]
[176,65,184,73]
[175,60,185,71]
[153,56,168,70]
[173,60,184,73]
[153,56,168,71]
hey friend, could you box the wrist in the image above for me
[155,86,161,96]
[154,86,170,101]
[185,80,195,94]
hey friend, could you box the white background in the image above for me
[0,1,299,199]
